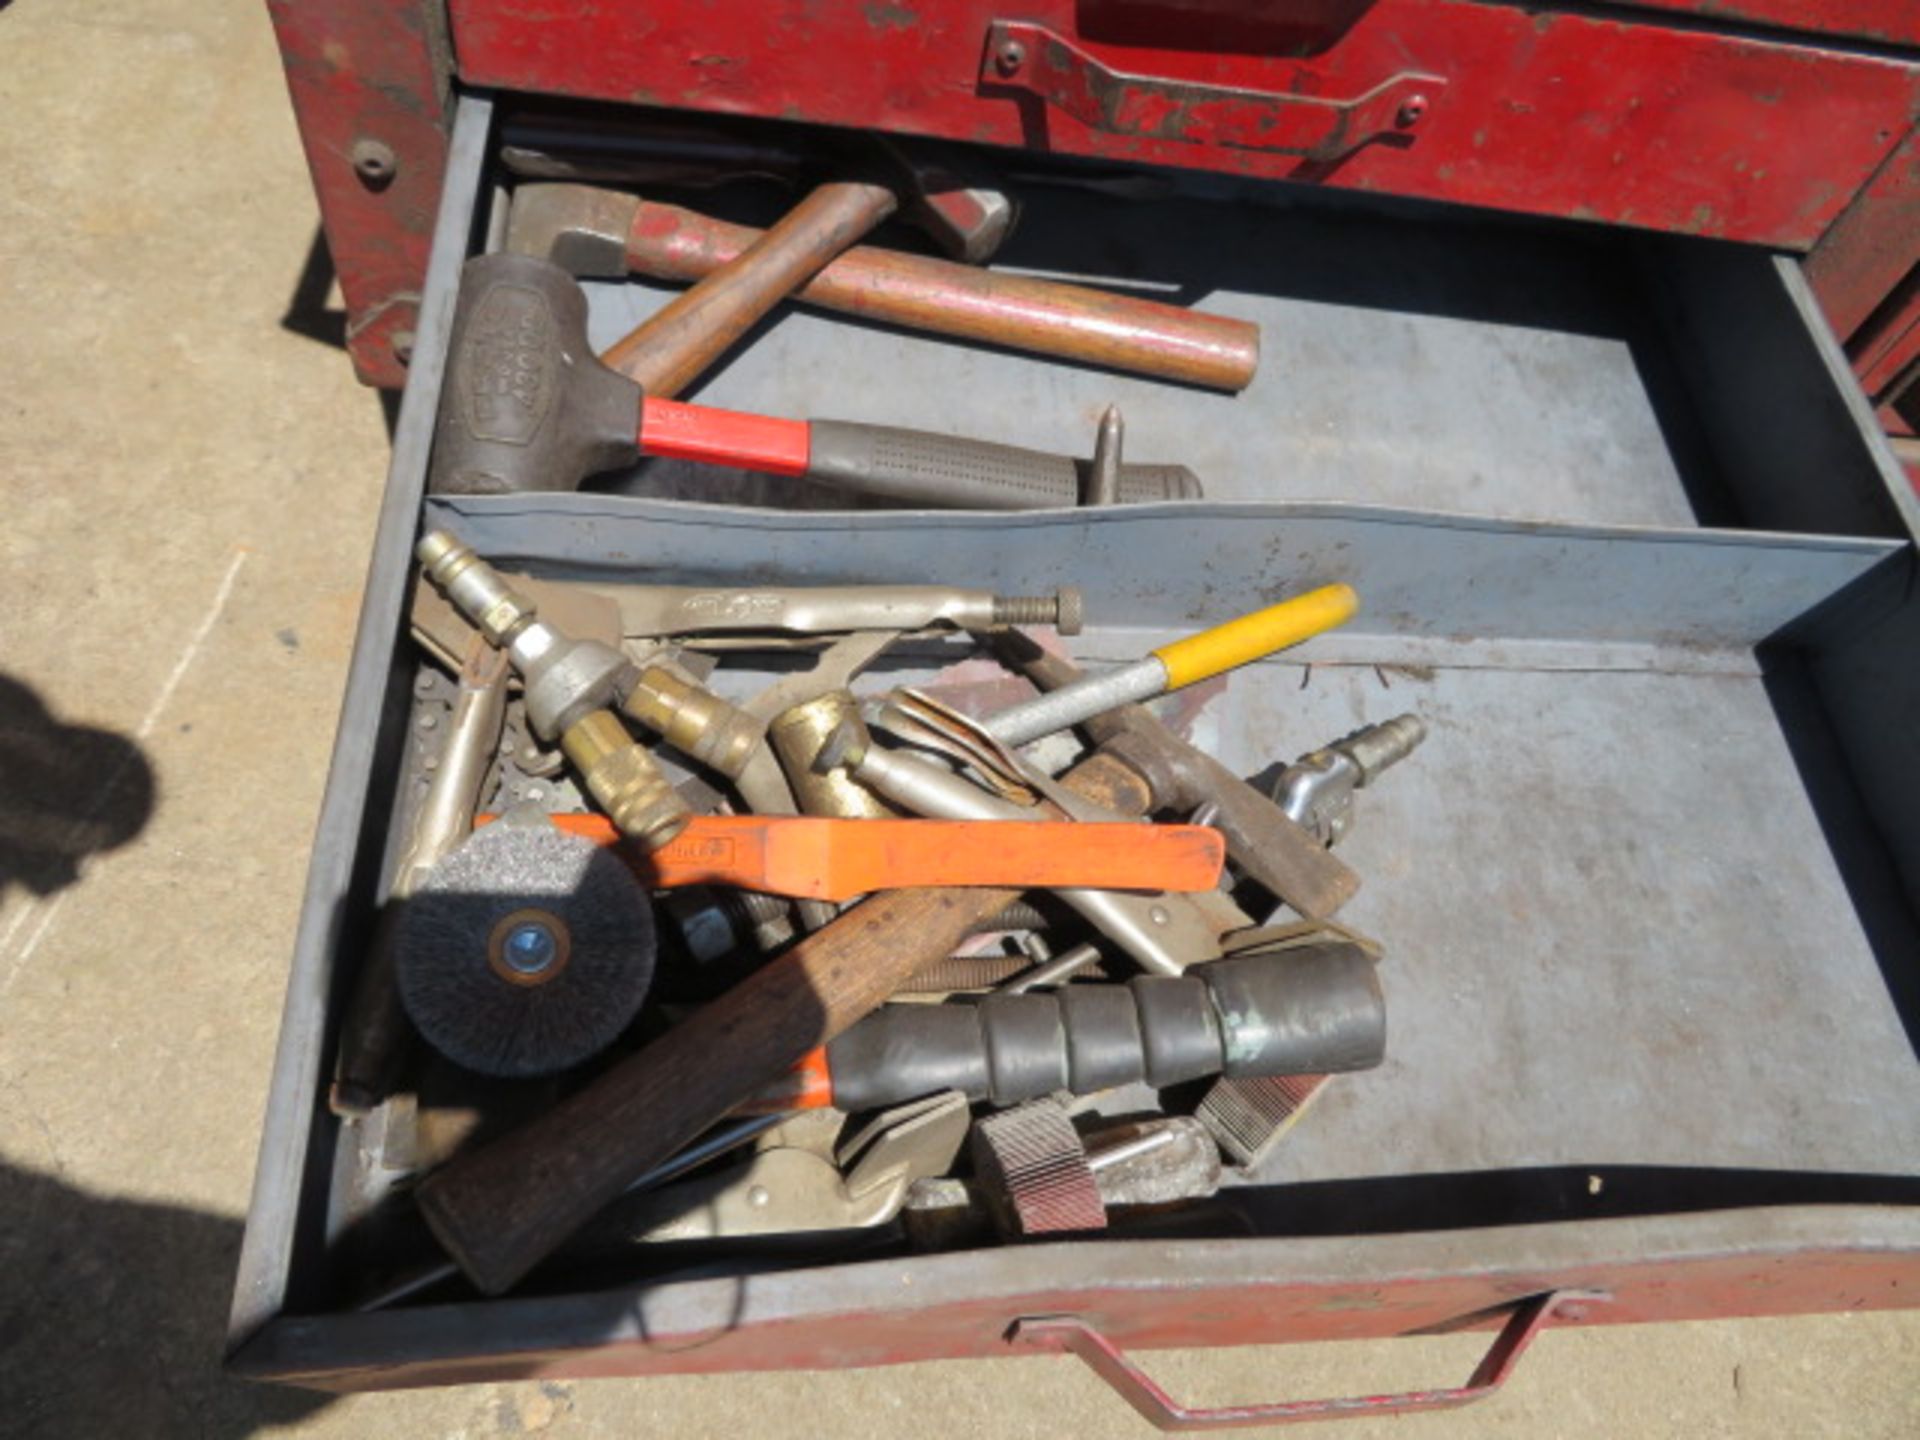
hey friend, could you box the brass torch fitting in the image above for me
[769,692,893,819]
[416,530,692,854]
[621,660,764,780]
[559,709,691,852]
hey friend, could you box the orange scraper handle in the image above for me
[521,812,1225,902]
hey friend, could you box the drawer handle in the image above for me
[980,21,1443,163]
[1008,1291,1597,1431]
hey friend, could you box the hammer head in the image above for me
[505,138,1015,268]
[429,253,643,496]
[872,139,1017,265]
[506,183,641,277]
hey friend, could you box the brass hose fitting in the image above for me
[559,710,691,852]
[622,660,765,780]
[417,530,692,852]
[769,692,893,819]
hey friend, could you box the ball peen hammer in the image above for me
[507,182,1259,393]
[594,180,899,400]
[428,252,1201,507]
[510,137,1019,403]
[500,119,1019,264]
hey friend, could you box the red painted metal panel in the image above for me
[1857,299,1920,400]
[267,0,452,388]
[243,1241,1920,1392]
[448,0,1920,250]
[1594,0,1920,47]
[1806,122,1920,349]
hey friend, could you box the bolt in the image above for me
[391,329,416,366]
[1149,904,1171,926]
[1396,95,1429,128]
[351,138,398,187]
[995,39,1026,74]
[992,587,1084,635]
[501,920,559,977]
[747,1185,772,1208]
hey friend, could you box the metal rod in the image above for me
[987,657,1167,748]
[1000,941,1103,994]
[1086,1126,1179,1172]
[1085,405,1123,506]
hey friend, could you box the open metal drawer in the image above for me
[229,92,1920,1415]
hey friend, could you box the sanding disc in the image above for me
[395,822,657,1078]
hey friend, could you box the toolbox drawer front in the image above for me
[449,0,1920,249]
[231,91,1920,1398]
[236,1207,1920,1390]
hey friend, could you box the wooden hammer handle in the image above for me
[416,754,1152,1294]
[600,181,896,398]
[623,200,1260,393]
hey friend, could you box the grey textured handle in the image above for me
[805,420,1201,509]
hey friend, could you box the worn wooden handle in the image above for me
[600,181,896,398]
[416,753,1152,1294]
[623,200,1261,392]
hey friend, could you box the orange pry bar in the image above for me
[510,812,1225,902]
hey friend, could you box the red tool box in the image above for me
[239,3,1920,1425]
[270,0,1920,460]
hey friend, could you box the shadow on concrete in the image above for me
[0,1158,337,1437]
[0,673,154,900]
[278,227,403,436]
[279,227,346,352]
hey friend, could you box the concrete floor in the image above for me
[0,1,1917,1436]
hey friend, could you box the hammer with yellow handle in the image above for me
[984,584,1359,748]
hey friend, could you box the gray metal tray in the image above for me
[229,93,1920,1396]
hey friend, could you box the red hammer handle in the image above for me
[638,397,812,477]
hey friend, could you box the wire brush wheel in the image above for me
[395,822,657,1078]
